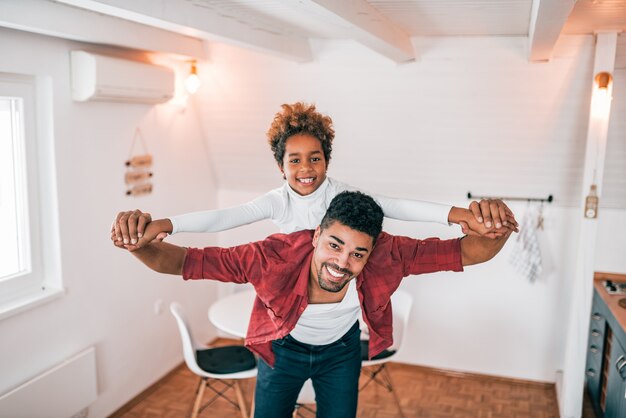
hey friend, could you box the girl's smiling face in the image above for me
[280,133,328,196]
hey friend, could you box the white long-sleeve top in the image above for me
[169,177,452,234]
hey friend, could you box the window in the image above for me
[0,73,62,319]
[0,96,30,281]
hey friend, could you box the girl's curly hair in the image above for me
[267,102,334,166]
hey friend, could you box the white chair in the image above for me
[359,290,414,418]
[170,302,257,418]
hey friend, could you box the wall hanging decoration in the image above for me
[125,128,153,196]
[508,202,544,283]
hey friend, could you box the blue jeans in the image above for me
[254,321,361,418]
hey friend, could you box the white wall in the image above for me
[216,189,578,382]
[596,210,626,272]
[1,20,624,417]
[200,35,626,384]
[0,28,220,417]
[198,36,602,206]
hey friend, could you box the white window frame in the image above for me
[0,72,63,320]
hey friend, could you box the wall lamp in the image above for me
[184,60,201,95]
[595,71,612,94]
[591,71,613,119]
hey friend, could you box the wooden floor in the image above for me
[582,388,597,418]
[112,340,560,418]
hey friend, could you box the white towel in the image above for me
[509,204,543,282]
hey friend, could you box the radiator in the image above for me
[0,347,97,418]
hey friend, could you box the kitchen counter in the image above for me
[588,272,626,416]
[594,272,626,334]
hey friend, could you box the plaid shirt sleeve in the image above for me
[182,241,271,285]
[181,231,309,285]
[388,234,464,276]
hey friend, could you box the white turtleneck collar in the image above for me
[285,176,331,201]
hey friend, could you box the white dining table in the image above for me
[208,290,256,338]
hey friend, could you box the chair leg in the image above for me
[191,378,207,418]
[381,366,405,418]
[250,383,256,418]
[233,380,249,418]
[359,364,385,391]
[293,402,315,417]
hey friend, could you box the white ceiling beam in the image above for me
[0,0,205,59]
[58,0,313,63]
[527,0,577,62]
[307,0,415,63]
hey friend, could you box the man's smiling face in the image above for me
[311,220,374,293]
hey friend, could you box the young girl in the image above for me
[113,102,516,246]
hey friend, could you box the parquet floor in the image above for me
[111,340,560,418]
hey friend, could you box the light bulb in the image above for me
[185,73,201,94]
[591,71,613,119]
[185,61,201,94]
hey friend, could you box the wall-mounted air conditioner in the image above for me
[70,51,175,104]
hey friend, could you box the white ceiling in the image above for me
[184,0,535,37]
[1,1,623,63]
[49,0,626,63]
[564,0,626,34]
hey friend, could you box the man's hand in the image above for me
[461,228,513,266]
[111,210,169,251]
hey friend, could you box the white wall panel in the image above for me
[0,27,219,418]
[198,35,596,208]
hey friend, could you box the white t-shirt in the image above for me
[289,280,361,345]
[169,177,452,234]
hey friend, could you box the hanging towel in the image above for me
[509,204,543,282]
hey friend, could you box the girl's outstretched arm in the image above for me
[372,193,517,237]
[112,192,280,248]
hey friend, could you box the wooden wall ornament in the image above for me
[125,128,153,196]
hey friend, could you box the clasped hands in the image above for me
[110,210,168,251]
[456,199,518,239]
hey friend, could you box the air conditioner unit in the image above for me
[70,51,175,104]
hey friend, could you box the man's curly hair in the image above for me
[320,191,383,244]
[267,102,334,166]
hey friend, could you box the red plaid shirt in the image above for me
[183,230,463,366]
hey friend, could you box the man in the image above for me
[113,191,514,417]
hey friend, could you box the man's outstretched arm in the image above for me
[460,230,512,266]
[121,241,187,275]
[111,209,186,274]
